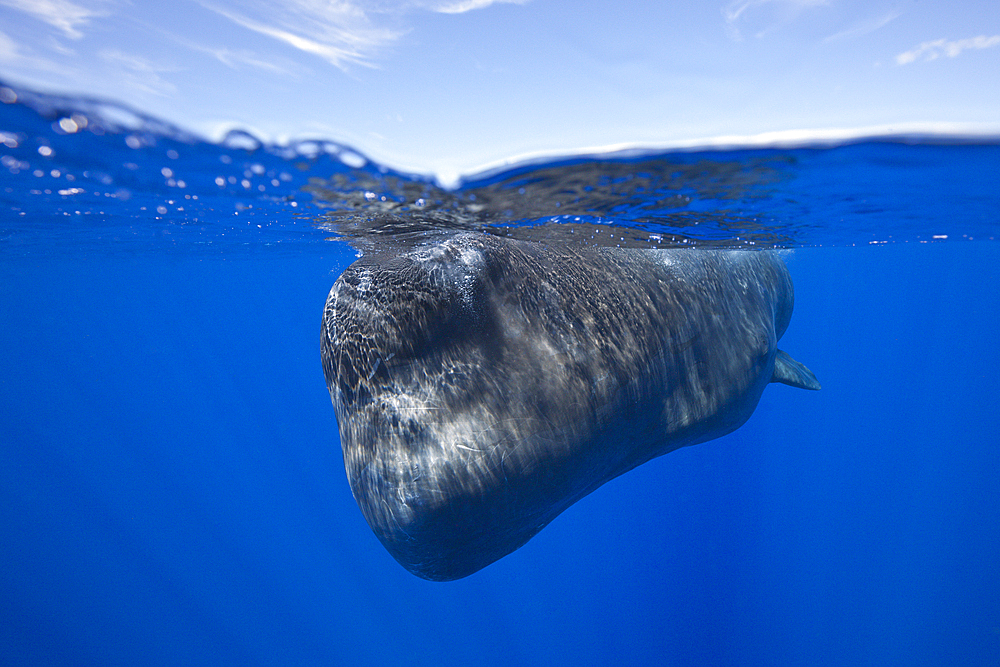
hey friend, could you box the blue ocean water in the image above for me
[2,82,999,665]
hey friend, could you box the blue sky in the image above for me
[1,0,998,181]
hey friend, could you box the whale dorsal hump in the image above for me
[771,349,822,390]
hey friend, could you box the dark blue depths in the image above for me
[2,241,999,666]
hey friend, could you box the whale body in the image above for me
[321,233,820,581]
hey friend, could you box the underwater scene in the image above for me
[2,81,1000,665]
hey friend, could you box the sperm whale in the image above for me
[321,232,820,581]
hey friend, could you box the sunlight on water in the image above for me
[2,80,997,257]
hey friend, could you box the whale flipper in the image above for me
[771,349,822,390]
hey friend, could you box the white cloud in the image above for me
[98,50,178,96]
[200,0,527,69]
[822,11,900,43]
[722,0,829,40]
[201,1,404,70]
[0,27,66,72]
[202,46,300,76]
[896,35,1000,65]
[0,0,99,39]
[722,0,829,25]
[0,29,20,62]
[432,0,527,15]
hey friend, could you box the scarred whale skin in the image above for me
[321,233,820,581]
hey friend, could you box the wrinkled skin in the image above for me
[322,233,819,580]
